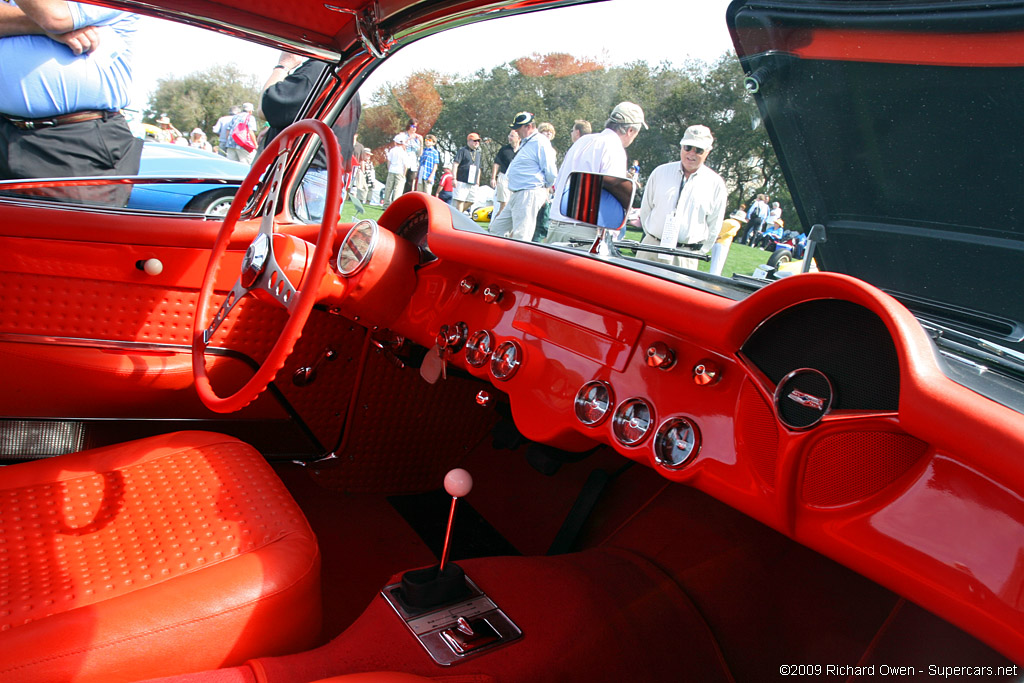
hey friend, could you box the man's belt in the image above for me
[643,231,703,250]
[2,110,118,130]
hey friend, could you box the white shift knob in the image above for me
[444,468,473,498]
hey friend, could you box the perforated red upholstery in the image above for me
[0,431,321,682]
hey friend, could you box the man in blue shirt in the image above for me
[488,112,558,242]
[0,0,142,205]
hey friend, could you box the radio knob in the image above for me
[693,360,721,385]
[645,342,676,370]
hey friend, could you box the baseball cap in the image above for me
[680,125,714,150]
[467,132,481,141]
[608,102,647,130]
[509,112,534,129]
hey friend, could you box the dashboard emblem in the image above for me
[788,389,825,411]
[774,368,834,430]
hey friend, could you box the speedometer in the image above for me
[335,218,379,277]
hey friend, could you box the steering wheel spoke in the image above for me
[192,119,343,413]
[255,257,300,312]
[202,277,248,346]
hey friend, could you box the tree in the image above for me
[352,50,799,228]
[146,64,262,142]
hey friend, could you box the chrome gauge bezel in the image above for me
[465,330,495,368]
[490,340,522,381]
[574,381,615,427]
[335,218,379,277]
[611,398,654,447]
[653,417,701,470]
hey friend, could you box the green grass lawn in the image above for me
[339,198,772,279]
[619,227,770,278]
[703,242,772,278]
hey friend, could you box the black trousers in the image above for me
[0,112,143,207]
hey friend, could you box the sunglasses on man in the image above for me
[683,145,706,154]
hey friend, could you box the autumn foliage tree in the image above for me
[355,50,792,226]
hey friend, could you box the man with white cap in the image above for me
[382,135,408,209]
[636,124,727,269]
[489,111,558,242]
[546,101,647,245]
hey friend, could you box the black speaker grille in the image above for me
[742,300,900,411]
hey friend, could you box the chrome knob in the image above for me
[475,390,491,406]
[436,322,468,352]
[645,342,676,370]
[693,360,721,385]
[482,285,503,304]
[459,277,478,295]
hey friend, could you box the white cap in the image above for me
[680,124,714,150]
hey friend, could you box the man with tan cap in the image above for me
[547,101,647,244]
[452,131,483,212]
[636,124,727,269]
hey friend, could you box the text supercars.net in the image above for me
[778,664,1020,677]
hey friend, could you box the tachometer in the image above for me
[335,218,379,277]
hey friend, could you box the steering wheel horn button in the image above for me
[241,232,271,288]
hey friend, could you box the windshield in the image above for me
[347,0,789,284]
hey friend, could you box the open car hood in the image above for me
[727,0,1024,350]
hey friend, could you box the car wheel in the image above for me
[184,188,236,217]
[767,248,792,269]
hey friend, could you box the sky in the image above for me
[128,0,736,114]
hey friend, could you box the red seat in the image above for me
[0,431,321,682]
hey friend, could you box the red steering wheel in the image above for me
[192,119,342,413]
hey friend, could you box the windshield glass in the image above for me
[349,0,788,281]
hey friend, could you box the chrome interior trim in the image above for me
[0,333,256,367]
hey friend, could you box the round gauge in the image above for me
[335,218,379,277]
[574,381,614,427]
[465,330,495,368]
[612,398,654,446]
[654,418,701,469]
[490,340,522,381]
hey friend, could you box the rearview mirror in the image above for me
[559,172,634,233]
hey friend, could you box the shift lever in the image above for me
[399,468,473,609]
[438,468,472,573]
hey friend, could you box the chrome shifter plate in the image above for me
[381,576,522,665]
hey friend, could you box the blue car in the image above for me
[127,142,249,216]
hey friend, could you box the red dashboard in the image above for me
[350,192,1024,663]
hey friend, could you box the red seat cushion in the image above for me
[0,431,321,682]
